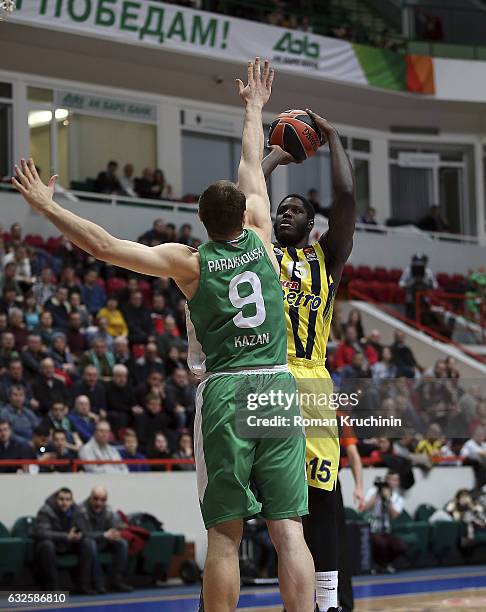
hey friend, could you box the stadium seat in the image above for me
[140,532,186,576]
[389,268,403,283]
[106,277,127,294]
[356,266,373,281]
[11,515,35,563]
[25,234,45,248]
[344,507,360,521]
[429,520,462,565]
[45,236,62,253]
[0,520,26,580]
[437,273,451,288]
[414,504,436,523]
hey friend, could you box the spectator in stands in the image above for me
[21,334,48,381]
[44,429,77,472]
[32,266,56,306]
[21,424,51,466]
[87,317,114,352]
[77,486,132,592]
[395,394,426,436]
[0,385,39,441]
[416,423,445,459]
[59,265,81,292]
[69,290,90,328]
[41,401,81,448]
[0,331,19,371]
[79,419,128,474]
[445,356,461,381]
[178,223,194,246]
[165,346,187,377]
[69,395,98,443]
[399,254,438,320]
[469,401,486,436]
[120,163,136,197]
[82,337,115,382]
[0,313,6,335]
[364,329,383,361]
[23,291,41,331]
[32,357,69,415]
[146,431,171,471]
[137,218,169,245]
[97,296,128,338]
[6,222,24,250]
[112,336,135,380]
[134,341,164,385]
[134,394,172,451]
[134,168,155,201]
[117,276,140,306]
[35,310,56,347]
[81,269,106,317]
[121,290,154,345]
[461,426,486,490]
[172,432,195,471]
[33,487,96,593]
[71,365,107,416]
[66,312,89,359]
[105,364,142,436]
[0,419,30,472]
[165,223,177,242]
[48,332,76,375]
[44,286,70,330]
[391,331,418,378]
[7,308,28,350]
[173,297,188,341]
[3,245,34,287]
[372,347,398,382]
[119,428,149,472]
[333,325,377,371]
[359,207,378,225]
[364,470,406,572]
[0,358,34,407]
[165,368,195,431]
[156,314,183,358]
[94,161,123,195]
[347,308,365,340]
[446,489,486,547]
[1,262,21,295]
[149,169,172,200]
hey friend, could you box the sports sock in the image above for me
[315,570,338,611]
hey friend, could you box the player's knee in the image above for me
[207,520,243,556]
[266,517,304,555]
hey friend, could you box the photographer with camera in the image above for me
[363,470,406,573]
[399,253,437,321]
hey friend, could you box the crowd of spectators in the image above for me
[329,306,486,487]
[94,161,173,200]
[0,220,199,474]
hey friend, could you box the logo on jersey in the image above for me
[273,247,284,257]
[281,280,300,291]
[284,290,322,311]
[303,246,318,262]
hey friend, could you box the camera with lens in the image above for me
[374,477,391,499]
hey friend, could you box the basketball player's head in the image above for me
[274,194,314,246]
[199,180,246,240]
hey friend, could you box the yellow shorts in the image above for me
[289,358,340,491]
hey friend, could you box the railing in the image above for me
[0,456,465,471]
[0,458,196,472]
[340,454,465,467]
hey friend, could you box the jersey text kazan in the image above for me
[234,333,270,348]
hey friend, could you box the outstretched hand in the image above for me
[236,57,274,108]
[12,158,58,212]
[269,145,300,166]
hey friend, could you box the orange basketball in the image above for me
[268,110,322,162]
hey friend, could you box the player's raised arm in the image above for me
[236,57,274,244]
[11,159,199,290]
[307,110,356,286]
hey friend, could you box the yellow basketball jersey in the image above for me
[274,241,335,365]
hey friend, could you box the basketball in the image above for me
[268,109,322,162]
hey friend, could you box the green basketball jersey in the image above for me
[186,229,288,376]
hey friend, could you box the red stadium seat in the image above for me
[436,273,451,288]
[374,267,388,282]
[138,280,152,306]
[106,277,127,295]
[356,265,373,281]
[45,236,62,253]
[95,277,106,290]
[389,268,403,283]
[25,234,45,248]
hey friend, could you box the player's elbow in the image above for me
[92,236,117,261]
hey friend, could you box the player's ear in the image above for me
[308,218,314,231]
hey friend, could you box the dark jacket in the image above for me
[0,437,31,473]
[31,376,69,415]
[33,493,81,552]
[76,499,118,543]
[70,381,106,414]
[105,381,137,415]
[120,304,154,345]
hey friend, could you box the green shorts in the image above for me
[194,369,308,529]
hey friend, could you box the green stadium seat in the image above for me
[414,504,436,523]
[140,532,186,576]
[344,507,360,522]
[0,521,26,580]
[429,521,462,565]
[11,516,36,564]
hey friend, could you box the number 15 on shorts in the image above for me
[307,457,332,484]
